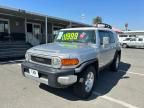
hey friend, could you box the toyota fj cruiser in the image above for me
[21,25,121,99]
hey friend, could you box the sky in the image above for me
[0,0,144,30]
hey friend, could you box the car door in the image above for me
[129,38,137,47]
[98,30,115,67]
[108,31,117,61]
[137,38,144,47]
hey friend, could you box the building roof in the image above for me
[0,5,91,27]
[123,30,144,35]
[124,30,144,33]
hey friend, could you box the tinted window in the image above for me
[129,35,136,37]
[138,38,143,41]
[130,38,136,41]
[109,31,115,43]
[99,30,109,45]
[124,38,131,41]
[119,35,128,37]
[99,30,115,44]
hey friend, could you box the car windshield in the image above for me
[55,30,96,43]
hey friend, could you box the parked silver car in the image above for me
[21,27,121,99]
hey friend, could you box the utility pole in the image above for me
[125,23,128,31]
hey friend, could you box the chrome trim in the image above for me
[57,75,77,85]
[29,53,52,68]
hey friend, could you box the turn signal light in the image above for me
[61,59,79,66]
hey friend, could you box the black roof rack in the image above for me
[93,23,112,29]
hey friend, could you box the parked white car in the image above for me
[121,38,144,48]
[118,34,136,43]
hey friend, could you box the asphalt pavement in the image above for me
[0,48,144,108]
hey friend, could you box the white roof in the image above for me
[124,31,144,33]
[61,27,114,32]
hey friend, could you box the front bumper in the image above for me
[21,61,77,88]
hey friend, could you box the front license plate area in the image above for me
[29,69,39,78]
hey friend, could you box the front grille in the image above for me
[31,55,51,65]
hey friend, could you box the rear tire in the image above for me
[73,66,96,99]
[122,43,127,48]
[110,54,120,72]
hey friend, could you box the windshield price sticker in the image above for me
[62,32,79,40]
[57,32,63,39]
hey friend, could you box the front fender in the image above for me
[75,59,98,73]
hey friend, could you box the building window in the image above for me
[0,20,9,33]
[33,24,41,35]
[27,23,33,33]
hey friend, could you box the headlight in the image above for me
[52,57,61,68]
[25,53,30,61]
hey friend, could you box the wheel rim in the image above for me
[116,56,119,69]
[85,72,94,93]
[123,44,127,48]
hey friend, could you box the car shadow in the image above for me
[88,61,131,100]
[0,58,24,65]
[39,61,131,101]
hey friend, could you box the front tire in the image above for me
[73,66,96,99]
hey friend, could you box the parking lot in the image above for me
[0,48,144,108]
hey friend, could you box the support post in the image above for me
[45,16,48,43]
[70,21,72,28]
[24,17,27,42]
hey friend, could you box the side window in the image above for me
[90,30,96,43]
[99,30,115,44]
[129,35,136,38]
[138,38,143,41]
[98,31,104,45]
[108,31,115,43]
[119,35,128,37]
[130,38,136,41]
[99,30,109,45]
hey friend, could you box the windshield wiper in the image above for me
[74,40,84,43]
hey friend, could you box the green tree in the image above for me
[93,16,102,27]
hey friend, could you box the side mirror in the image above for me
[102,37,109,45]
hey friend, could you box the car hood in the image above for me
[27,42,97,63]
[28,42,93,54]
[29,42,94,54]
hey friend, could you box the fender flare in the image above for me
[75,59,99,73]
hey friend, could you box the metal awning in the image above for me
[0,6,91,27]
